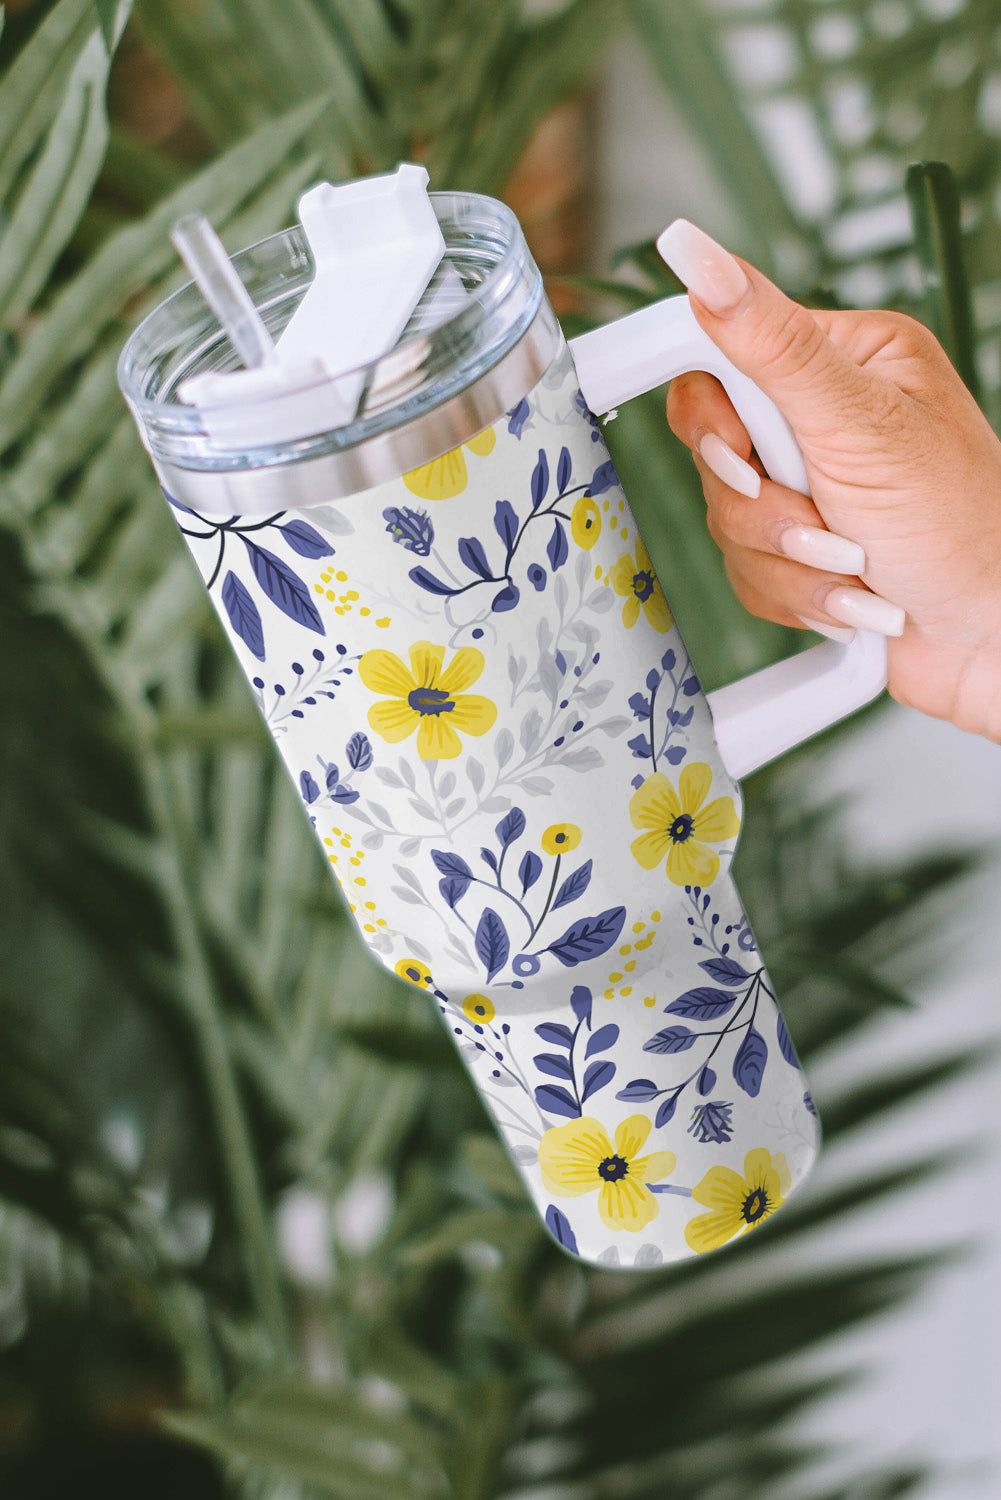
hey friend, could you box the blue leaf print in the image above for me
[616,1078,660,1102]
[682,674,702,697]
[494,499,518,550]
[582,1060,615,1102]
[662,648,676,671]
[329,783,359,804]
[458,536,492,579]
[480,847,499,872]
[733,1026,768,1097]
[629,692,651,720]
[544,1204,579,1255]
[507,399,530,438]
[589,459,619,495]
[221,570,265,661]
[643,1026,697,1055]
[535,1022,574,1049]
[531,449,549,510]
[546,907,626,967]
[163,488,196,515]
[546,519,569,570]
[776,1015,801,1068]
[346,732,373,771]
[534,1052,574,1080]
[655,1093,679,1127]
[665,987,737,1021]
[528,563,547,592]
[299,771,320,804]
[585,1023,619,1058]
[556,445,572,492]
[570,986,592,1023]
[657,1092,681,1128]
[383,506,433,556]
[475,908,509,981]
[699,956,750,986]
[432,850,474,881]
[697,1066,717,1096]
[240,537,324,633]
[492,582,519,612]
[552,859,592,911]
[440,876,469,909]
[664,746,687,765]
[278,518,335,558]
[519,850,543,893]
[496,807,526,848]
[535,1084,579,1118]
[628,734,653,760]
[410,565,453,597]
[325,763,340,790]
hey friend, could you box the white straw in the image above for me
[170,212,276,370]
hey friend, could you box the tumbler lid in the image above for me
[177,165,448,449]
[118,189,556,513]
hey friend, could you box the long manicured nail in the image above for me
[795,615,856,644]
[656,219,749,314]
[821,585,905,636]
[697,431,760,498]
[777,523,865,575]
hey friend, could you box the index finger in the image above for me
[666,368,754,459]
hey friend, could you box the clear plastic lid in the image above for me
[118,191,544,476]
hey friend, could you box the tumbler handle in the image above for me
[568,296,887,781]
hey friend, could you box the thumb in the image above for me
[657,219,867,441]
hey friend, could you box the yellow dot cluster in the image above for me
[604,909,662,1004]
[599,497,628,540]
[322,826,387,934]
[314,566,391,628]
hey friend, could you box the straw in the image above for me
[170,212,276,370]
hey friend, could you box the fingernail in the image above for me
[656,219,749,314]
[697,431,760,498]
[821,585,905,636]
[777,523,865,575]
[795,614,856,644]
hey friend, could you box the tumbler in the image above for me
[119,180,886,1268]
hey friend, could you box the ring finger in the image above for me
[693,451,906,636]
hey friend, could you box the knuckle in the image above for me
[757,305,831,378]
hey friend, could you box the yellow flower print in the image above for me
[462,994,495,1023]
[395,957,433,988]
[609,537,673,632]
[402,427,497,500]
[541,823,582,855]
[629,763,739,886]
[684,1148,792,1254]
[571,494,602,549]
[539,1115,676,1233]
[360,641,497,760]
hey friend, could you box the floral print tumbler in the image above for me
[119,185,886,1269]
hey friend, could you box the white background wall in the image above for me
[596,35,1001,1499]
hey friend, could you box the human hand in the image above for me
[658,219,1001,742]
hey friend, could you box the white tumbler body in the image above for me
[160,336,819,1267]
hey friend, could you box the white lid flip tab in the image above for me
[175,163,447,449]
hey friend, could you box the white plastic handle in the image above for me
[568,296,887,781]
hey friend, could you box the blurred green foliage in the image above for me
[0,0,996,1496]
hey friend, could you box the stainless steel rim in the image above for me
[153,305,561,517]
